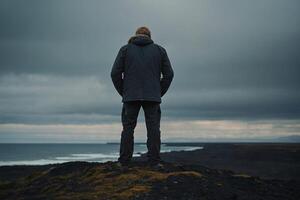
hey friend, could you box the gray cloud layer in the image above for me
[0,0,300,124]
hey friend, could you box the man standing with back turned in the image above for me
[111,27,174,168]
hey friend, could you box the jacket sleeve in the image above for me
[160,47,174,97]
[111,46,126,96]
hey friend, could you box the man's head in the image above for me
[135,26,151,38]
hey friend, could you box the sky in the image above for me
[0,0,300,143]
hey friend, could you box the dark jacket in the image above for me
[111,35,174,103]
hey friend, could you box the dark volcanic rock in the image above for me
[133,143,300,180]
[0,160,299,200]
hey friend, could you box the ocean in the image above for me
[0,143,203,166]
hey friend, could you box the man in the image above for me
[111,26,174,167]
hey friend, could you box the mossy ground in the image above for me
[0,161,202,200]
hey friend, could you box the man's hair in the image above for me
[135,26,151,38]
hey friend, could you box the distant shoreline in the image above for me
[0,143,204,167]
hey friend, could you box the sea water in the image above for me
[0,143,203,166]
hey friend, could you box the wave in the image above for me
[0,152,142,166]
[182,146,204,151]
[160,146,203,153]
[135,146,203,154]
[55,153,119,160]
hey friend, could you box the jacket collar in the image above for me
[128,34,153,46]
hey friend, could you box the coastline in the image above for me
[0,143,203,167]
[0,143,299,199]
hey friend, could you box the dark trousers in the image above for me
[118,100,161,164]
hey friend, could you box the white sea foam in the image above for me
[161,146,203,153]
[0,157,120,166]
[55,153,119,160]
[183,146,204,151]
[135,146,203,154]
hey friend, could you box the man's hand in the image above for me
[111,46,126,97]
[160,47,174,97]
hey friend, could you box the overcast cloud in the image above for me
[0,0,300,142]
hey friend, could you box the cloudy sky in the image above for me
[0,0,300,143]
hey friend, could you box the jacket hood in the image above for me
[128,34,154,46]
